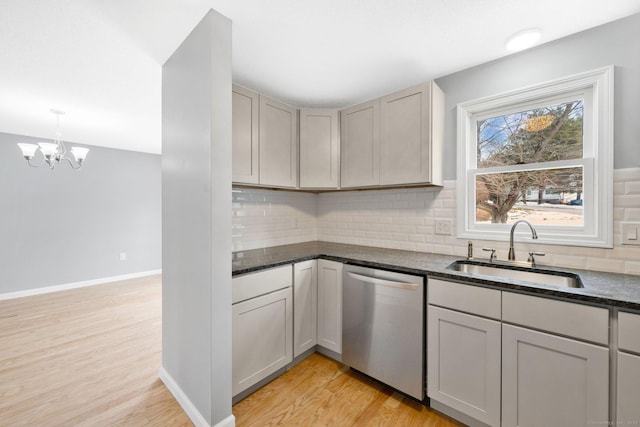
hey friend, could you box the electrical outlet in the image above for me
[435,219,453,235]
[119,252,127,261]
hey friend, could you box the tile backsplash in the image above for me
[232,188,317,251]
[233,167,640,275]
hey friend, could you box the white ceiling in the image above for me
[1,1,639,155]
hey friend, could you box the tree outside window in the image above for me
[475,100,584,225]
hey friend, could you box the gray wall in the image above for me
[435,13,640,180]
[162,9,232,426]
[0,133,161,294]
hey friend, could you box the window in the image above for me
[456,66,613,248]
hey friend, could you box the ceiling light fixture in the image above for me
[17,109,89,170]
[505,28,542,52]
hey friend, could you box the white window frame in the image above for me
[456,65,614,248]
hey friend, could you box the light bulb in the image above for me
[506,29,542,52]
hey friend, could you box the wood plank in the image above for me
[1,275,465,426]
[0,275,193,427]
[233,353,465,426]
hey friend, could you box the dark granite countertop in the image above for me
[232,241,640,311]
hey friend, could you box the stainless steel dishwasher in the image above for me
[342,264,424,400]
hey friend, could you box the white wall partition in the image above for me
[162,9,233,427]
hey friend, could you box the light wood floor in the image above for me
[233,353,464,427]
[0,275,193,426]
[1,276,464,426]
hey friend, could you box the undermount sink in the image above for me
[447,260,583,288]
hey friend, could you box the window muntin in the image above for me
[456,66,613,248]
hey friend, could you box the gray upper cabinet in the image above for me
[232,85,298,188]
[299,109,340,189]
[340,99,380,188]
[234,80,444,191]
[380,82,444,186]
[232,85,259,184]
[340,81,444,189]
[259,95,298,188]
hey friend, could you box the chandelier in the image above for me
[17,109,89,169]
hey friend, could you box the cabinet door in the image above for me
[617,351,640,424]
[299,109,339,189]
[259,95,298,188]
[340,99,380,188]
[380,83,431,185]
[427,306,501,427]
[293,260,317,357]
[232,287,293,396]
[502,324,609,427]
[232,85,259,184]
[317,259,343,354]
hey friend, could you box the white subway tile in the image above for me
[614,182,626,195]
[415,243,435,253]
[586,258,625,274]
[614,167,640,182]
[626,182,640,195]
[624,209,640,221]
[550,254,588,269]
[625,261,640,276]
[615,194,640,208]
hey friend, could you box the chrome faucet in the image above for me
[508,220,538,261]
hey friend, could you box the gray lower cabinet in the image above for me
[617,352,640,424]
[502,324,609,427]
[428,278,611,427]
[317,259,343,354]
[231,265,293,397]
[617,310,640,425]
[428,306,501,426]
[427,279,501,427]
[293,260,317,357]
[501,293,610,427]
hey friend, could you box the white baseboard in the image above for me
[0,270,162,301]
[159,367,236,427]
[214,414,236,427]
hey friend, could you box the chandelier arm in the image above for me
[57,136,67,158]
[53,111,67,157]
[26,157,45,168]
[62,156,82,170]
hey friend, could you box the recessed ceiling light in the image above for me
[506,29,542,52]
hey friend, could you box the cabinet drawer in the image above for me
[428,278,501,319]
[232,265,292,304]
[619,311,640,354]
[502,292,609,345]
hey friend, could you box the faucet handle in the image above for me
[482,248,497,262]
[528,251,546,266]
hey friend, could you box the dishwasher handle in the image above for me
[346,271,420,290]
